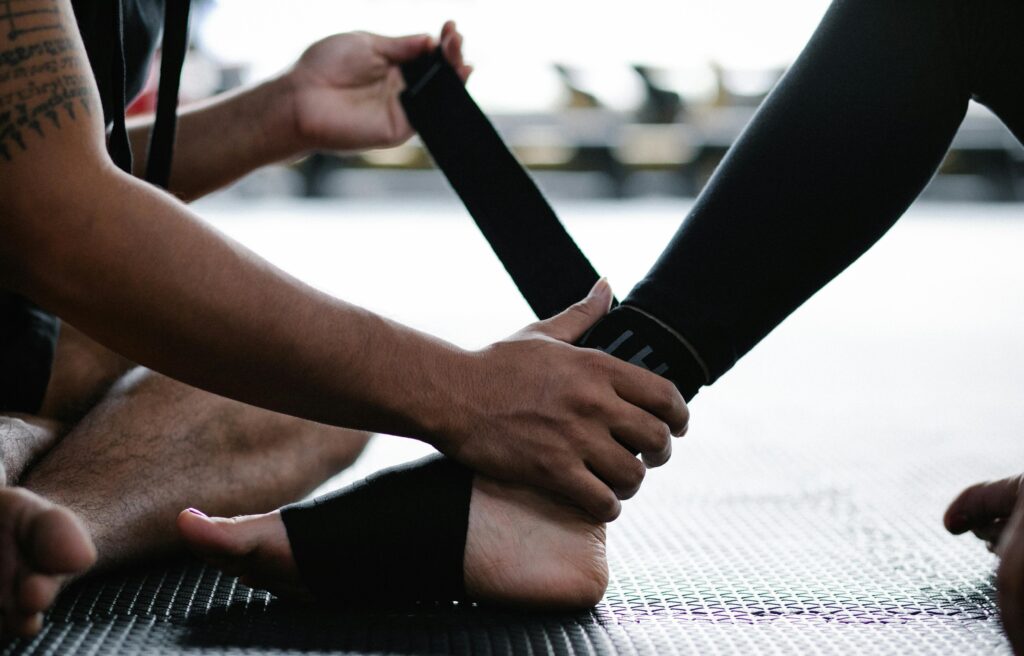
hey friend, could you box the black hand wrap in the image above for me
[280,455,474,604]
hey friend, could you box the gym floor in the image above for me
[5,198,1022,655]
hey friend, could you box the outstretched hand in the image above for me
[285,21,471,153]
[945,475,1024,654]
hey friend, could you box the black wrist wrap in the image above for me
[279,454,474,604]
[577,305,706,402]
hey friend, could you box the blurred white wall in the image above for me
[201,0,830,111]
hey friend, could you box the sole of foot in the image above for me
[178,474,608,609]
[0,487,96,637]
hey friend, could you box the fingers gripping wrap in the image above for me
[400,49,705,400]
[280,455,473,603]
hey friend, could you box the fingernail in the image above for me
[186,508,208,518]
[587,278,612,311]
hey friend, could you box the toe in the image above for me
[5,610,43,638]
[27,507,96,574]
[17,573,61,616]
[177,509,249,559]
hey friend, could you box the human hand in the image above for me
[283,21,471,153]
[945,474,1024,653]
[436,279,689,522]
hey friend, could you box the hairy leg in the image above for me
[179,473,608,609]
[21,368,371,569]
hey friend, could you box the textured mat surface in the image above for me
[5,202,1024,654]
[1,425,1013,656]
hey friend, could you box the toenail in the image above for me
[186,508,208,518]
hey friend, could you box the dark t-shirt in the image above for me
[0,1,165,414]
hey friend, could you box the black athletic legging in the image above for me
[624,0,1024,395]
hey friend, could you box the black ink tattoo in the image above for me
[0,0,89,161]
[0,37,72,68]
[1,0,61,41]
[0,74,90,160]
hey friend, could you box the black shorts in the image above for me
[0,293,59,415]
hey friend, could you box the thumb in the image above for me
[533,278,613,343]
[375,34,434,64]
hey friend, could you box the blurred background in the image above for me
[144,0,1024,202]
[152,2,1024,501]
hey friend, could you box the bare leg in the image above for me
[0,320,371,635]
[0,324,126,636]
[22,368,371,570]
[179,474,609,609]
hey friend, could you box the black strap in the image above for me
[400,49,615,320]
[145,0,191,188]
[107,0,132,173]
[280,454,474,604]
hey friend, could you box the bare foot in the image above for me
[178,475,608,609]
[0,487,96,636]
[946,475,1024,654]
[463,476,607,608]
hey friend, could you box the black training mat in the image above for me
[1,414,1012,656]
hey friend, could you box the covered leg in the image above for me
[584,0,978,398]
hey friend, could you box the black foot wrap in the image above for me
[578,305,706,402]
[279,454,474,604]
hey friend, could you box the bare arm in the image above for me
[0,3,688,521]
[125,24,473,202]
[125,76,295,201]
[0,20,457,439]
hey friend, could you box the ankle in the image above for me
[577,304,707,401]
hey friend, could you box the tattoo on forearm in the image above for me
[0,0,91,161]
[1,0,61,41]
[0,36,72,68]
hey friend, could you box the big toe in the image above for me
[176,509,254,561]
[27,506,96,574]
[177,509,307,599]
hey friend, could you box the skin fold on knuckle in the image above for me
[643,417,671,452]
[618,459,645,496]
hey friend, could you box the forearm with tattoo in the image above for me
[0,0,91,162]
